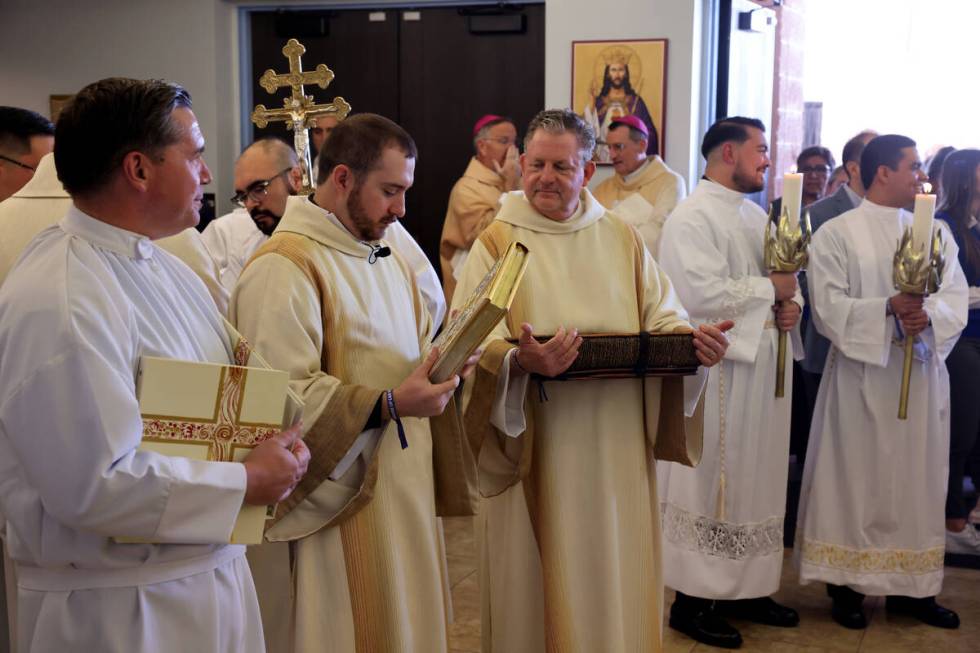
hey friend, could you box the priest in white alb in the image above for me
[657,117,803,649]
[455,109,731,653]
[230,113,476,652]
[796,134,966,631]
[0,154,230,313]
[0,78,309,653]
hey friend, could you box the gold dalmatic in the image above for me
[892,227,945,419]
[251,38,352,193]
[764,205,811,397]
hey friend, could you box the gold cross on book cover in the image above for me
[119,324,303,545]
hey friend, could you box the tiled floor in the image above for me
[444,516,980,652]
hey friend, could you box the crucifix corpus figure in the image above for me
[251,38,351,193]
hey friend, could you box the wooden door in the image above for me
[248,4,545,272]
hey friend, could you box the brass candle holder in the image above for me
[892,227,944,419]
[764,205,811,397]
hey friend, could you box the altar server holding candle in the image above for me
[658,117,803,649]
[796,135,967,631]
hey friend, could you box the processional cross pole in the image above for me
[251,38,351,194]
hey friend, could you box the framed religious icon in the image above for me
[571,39,668,165]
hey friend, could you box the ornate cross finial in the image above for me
[251,38,352,193]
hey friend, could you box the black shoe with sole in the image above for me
[885,595,960,629]
[827,584,866,630]
[669,593,743,649]
[715,596,800,627]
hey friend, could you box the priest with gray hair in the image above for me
[455,108,732,652]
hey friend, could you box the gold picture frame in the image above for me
[571,39,668,165]
[49,95,74,123]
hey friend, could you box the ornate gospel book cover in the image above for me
[430,241,530,383]
[506,332,700,380]
[122,324,303,545]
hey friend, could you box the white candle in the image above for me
[782,172,803,225]
[912,193,936,254]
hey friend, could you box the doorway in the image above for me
[246,4,546,270]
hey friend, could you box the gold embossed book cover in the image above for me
[430,241,530,383]
[121,323,303,545]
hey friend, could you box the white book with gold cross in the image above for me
[121,322,302,545]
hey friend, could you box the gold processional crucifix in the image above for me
[251,38,351,194]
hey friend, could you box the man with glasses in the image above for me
[0,107,54,203]
[439,114,520,303]
[592,115,686,256]
[205,136,446,325]
[203,138,302,292]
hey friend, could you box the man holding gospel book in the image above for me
[0,78,309,653]
[230,113,479,652]
[454,108,732,653]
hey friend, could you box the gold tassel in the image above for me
[715,473,727,521]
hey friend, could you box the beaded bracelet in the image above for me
[385,389,408,449]
[512,348,530,375]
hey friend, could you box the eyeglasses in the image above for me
[799,164,831,175]
[230,168,292,207]
[0,154,36,172]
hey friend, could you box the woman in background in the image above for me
[937,148,980,555]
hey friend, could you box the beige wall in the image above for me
[0,0,707,212]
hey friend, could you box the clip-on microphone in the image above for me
[368,243,391,264]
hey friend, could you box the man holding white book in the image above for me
[0,78,309,653]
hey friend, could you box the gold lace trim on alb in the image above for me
[801,539,944,575]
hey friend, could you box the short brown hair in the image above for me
[55,78,192,196]
[316,113,417,185]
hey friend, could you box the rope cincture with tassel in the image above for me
[715,359,727,521]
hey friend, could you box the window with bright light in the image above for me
[804,0,980,161]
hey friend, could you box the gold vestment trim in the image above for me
[801,538,944,575]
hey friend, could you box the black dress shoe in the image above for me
[715,596,800,627]
[827,584,866,630]
[885,595,960,629]
[669,598,743,649]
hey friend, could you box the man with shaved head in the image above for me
[206,135,447,324]
[202,137,302,291]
